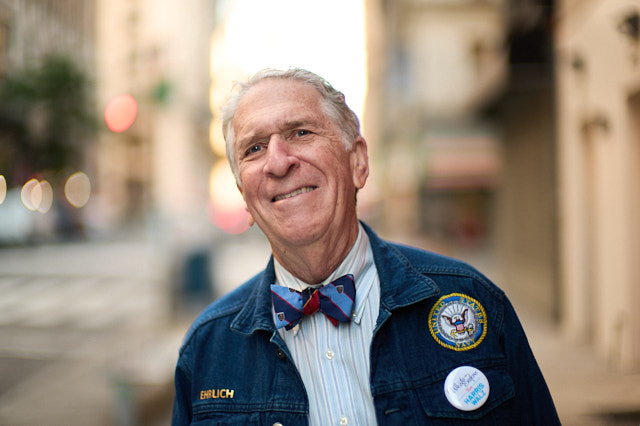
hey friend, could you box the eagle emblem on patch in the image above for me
[428,293,487,351]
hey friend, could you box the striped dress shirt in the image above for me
[274,224,380,426]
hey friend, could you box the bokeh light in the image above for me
[21,179,42,211]
[65,172,92,208]
[104,94,138,132]
[207,160,249,234]
[0,175,6,204]
[20,179,54,213]
[37,180,53,213]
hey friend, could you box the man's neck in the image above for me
[271,220,360,284]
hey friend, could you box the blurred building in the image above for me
[365,0,506,243]
[491,0,558,321]
[0,0,95,73]
[365,0,559,323]
[94,0,215,243]
[556,0,640,369]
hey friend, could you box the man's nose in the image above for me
[263,135,299,177]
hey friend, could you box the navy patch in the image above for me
[428,293,487,351]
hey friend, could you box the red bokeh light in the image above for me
[104,94,138,132]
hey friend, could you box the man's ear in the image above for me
[350,136,369,189]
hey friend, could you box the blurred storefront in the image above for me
[556,0,640,369]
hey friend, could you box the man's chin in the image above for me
[260,220,326,247]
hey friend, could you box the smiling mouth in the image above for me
[273,186,317,202]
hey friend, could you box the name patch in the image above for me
[200,389,235,400]
[428,293,487,351]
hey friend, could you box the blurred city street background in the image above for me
[1,0,640,424]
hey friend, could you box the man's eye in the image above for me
[245,145,264,156]
[295,129,311,137]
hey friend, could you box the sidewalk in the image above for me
[0,233,181,426]
[518,304,640,425]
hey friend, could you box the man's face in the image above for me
[233,78,368,253]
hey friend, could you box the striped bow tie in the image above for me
[271,274,356,330]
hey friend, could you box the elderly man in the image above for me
[172,68,560,425]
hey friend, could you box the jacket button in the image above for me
[276,349,286,360]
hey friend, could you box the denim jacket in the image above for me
[172,222,560,425]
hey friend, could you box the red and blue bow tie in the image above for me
[271,274,356,330]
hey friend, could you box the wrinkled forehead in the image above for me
[236,79,324,119]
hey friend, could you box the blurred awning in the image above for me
[423,135,501,189]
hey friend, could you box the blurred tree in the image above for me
[0,55,98,185]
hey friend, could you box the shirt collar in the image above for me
[273,223,376,325]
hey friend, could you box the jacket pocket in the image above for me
[191,401,307,425]
[191,412,258,425]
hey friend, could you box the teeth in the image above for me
[274,186,315,201]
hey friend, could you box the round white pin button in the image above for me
[443,366,490,411]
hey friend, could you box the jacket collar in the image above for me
[361,222,439,311]
[230,221,439,335]
[230,257,277,335]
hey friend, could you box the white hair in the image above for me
[221,68,361,184]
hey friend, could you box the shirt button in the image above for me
[325,349,335,360]
[273,423,283,426]
[339,416,348,425]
